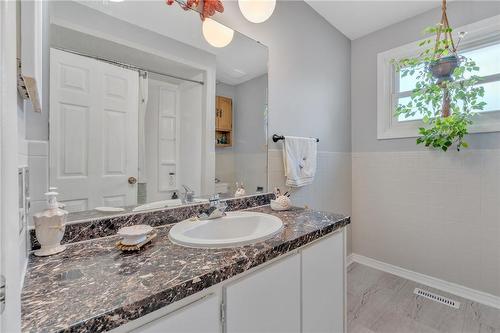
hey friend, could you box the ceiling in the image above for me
[305,1,443,40]
[73,1,268,86]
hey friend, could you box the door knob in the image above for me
[128,177,137,185]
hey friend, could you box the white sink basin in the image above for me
[169,212,283,248]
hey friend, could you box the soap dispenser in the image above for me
[33,191,68,256]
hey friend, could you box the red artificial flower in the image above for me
[165,0,224,20]
[201,0,224,20]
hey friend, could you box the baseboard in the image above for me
[350,253,500,310]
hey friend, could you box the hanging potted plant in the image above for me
[393,0,486,151]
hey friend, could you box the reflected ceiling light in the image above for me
[238,0,276,23]
[202,18,234,48]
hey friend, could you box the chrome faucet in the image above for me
[209,193,221,207]
[198,194,227,220]
[182,185,195,203]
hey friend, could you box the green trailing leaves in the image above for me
[392,24,486,152]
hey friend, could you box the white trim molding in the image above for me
[0,0,22,331]
[346,253,354,267]
[350,253,500,310]
[377,14,500,140]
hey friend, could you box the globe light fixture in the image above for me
[238,0,276,23]
[202,18,234,48]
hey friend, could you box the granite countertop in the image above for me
[21,206,350,333]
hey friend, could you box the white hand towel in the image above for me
[282,136,317,187]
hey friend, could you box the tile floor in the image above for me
[348,263,500,333]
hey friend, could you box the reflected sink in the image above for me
[169,212,283,248]
[132,199,183,212]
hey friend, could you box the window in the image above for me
[377,15,500,139]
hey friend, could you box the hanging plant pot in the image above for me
[391,0,487,151]
[429,55,460,82]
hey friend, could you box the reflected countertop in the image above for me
[63,192,261,224]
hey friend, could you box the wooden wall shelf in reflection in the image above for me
[216,96,233,147]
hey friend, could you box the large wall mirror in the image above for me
[43,1,268,215]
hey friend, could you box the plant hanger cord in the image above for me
[434,0,456,56]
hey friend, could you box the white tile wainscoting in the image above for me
[269,148,352,254]
[352,150,500,300]
[268,149,352,216]
[215,151,267,195]
[215,149,236,188]
[27,140,49,227]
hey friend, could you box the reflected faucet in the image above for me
[182,185,194,203]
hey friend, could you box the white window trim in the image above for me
[377,14,500,140]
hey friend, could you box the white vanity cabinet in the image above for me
[224,253,301,333]
[119,228,346,333]
[129,294,221,333]
[302,230,345,333]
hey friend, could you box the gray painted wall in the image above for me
[216,82,236,103]
[351,2,500,296]
[214,1,352,252]
[215,75,268,193]
[214,1,352,154]
[234,74,268,154]
[352,1,500,152]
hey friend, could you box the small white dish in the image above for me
[95,207,125,213]
[117,224,154,245]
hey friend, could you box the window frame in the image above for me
[377,14,500,140]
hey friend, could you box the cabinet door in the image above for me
[225,254,301,333]
[131,294,220,333]
[302,230,345,333]
[215,96,221,129]
[216,96,232,131]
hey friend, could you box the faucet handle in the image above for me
[182,185,194,194]
[209,193,220,206]
[217,200,228,214]
[182,185,195,203]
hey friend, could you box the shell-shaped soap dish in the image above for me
[117,224,153,245]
